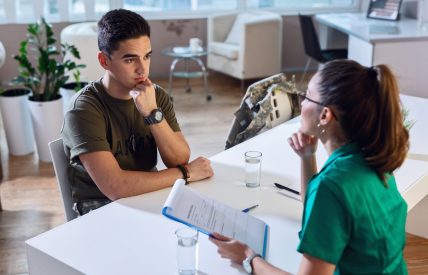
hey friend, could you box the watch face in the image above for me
[243,259,252,273]
[154,110,163,121]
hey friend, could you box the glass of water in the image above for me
[175,227,198,275]
[245,151,262,188]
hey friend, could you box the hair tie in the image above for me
[367,66,378,80]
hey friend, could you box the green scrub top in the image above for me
[297,143,408,275]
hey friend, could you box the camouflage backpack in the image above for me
[225,73,301,149]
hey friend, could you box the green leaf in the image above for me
[13,16,86,102]
[402,107,416,131]
[19,41,28,54]
[47,37,56,45]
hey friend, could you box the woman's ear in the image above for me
[98,52,109,69]
[319,107,334,126]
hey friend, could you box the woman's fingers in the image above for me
[209,232,231,242]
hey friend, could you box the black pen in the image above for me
[274,183,300,195]
[242,204,259,213]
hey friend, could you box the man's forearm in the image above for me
[81,151,212,201]
[148,120,190,167]
[96,166,185,200]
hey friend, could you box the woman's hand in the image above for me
[288,132,318,159]
[209,232,254,263]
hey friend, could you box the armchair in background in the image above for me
[61,22,103,82]
[207,11,283,88]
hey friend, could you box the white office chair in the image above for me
[49,138,78,221]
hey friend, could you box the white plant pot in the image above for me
[0,89,35,155]
[27,96,64,162]
[60,82,87,115]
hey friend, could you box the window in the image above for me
[247,0,354,9]
[123,0,238,12]
[0,0,357,24]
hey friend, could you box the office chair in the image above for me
[298,14,348,83]
[49,138,78,221]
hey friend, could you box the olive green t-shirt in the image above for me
[298,143,408,275]
[61,79,180,203]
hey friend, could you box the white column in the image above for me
[33,0,45,20]
[109,0,124,10]
[58,0,70,21]
[84,0,96,21]
[4,0,17,23]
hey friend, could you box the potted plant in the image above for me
[0,87,35,156]
[0,41,35,156]
[59,70,88,115]
[13,17,85,162]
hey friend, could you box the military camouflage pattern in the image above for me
[225,73,302,149]
[73,199,111,216]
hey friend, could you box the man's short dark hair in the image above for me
[97,9,151,56]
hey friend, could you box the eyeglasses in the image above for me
[296,91,324,106]
[295,91,339,121]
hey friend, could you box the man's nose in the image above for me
[136,60,146,75]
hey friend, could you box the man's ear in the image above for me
[98,51,109,69]
[319,106,334,126]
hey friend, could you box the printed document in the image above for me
[162,179,268,257]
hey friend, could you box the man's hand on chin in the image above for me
[129,78,157,116]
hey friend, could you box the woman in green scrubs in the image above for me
[210,59,409,275]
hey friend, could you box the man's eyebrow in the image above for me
[121,50,152,59]
[121,54,139,59]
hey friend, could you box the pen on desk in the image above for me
[242,204,259,213]
[274,183,300,195]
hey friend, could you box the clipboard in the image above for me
[162,179,269,257]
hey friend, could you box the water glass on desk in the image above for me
[175,227,198,275]
[245,151,262,188]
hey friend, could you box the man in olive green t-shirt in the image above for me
[61,9,213,215]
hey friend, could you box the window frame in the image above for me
[0,0,360,24]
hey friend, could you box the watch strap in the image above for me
[249,253,261,271]
[144,108,163,125]
[244,253,261,274]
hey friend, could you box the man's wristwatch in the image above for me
[243,253,261,274]
[144,108,164,125]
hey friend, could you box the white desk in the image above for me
[25,95,428,274]
[316,13,428,98]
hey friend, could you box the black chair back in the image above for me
[299,15,325,62]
